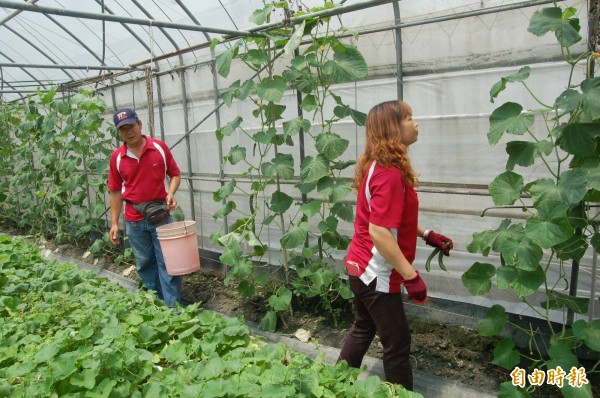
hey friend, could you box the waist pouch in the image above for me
[130,200,169,224]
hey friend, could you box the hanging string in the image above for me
[146,20,155,137]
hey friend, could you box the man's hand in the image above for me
[404,271,427,304]
[109,225,120,245]
[166,193,177,211]
[425,231,453,256]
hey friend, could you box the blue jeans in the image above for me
[125,217,182,307]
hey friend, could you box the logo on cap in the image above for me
[117,112,128,121]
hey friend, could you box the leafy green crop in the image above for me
[464,5,599,398]
[0,234,418,397]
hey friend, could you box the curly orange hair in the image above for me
[353,100,418,191]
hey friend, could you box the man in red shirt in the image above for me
[108,108,182,307]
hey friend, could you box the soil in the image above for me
[7,232,600,398]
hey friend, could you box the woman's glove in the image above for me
[425,231,453,256]
[404,271,427,304]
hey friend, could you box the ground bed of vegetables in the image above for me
[0,234,422,398]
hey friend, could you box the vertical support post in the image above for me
[393,0,403,100]
[179,55,196,222]
[155,66,165,142]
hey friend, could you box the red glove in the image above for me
[425,231,453,256]
[404,271,427,304]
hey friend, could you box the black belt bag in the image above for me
[127,199,169,224]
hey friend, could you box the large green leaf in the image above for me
[216,117,243,140]
[323,46,368,84]
[249,4,272,25]
[260,310,277,332]
[300,155,330,184]
[213,178,237,201]
[524,201,573,248]
[489,170,524,206]
[492,339,520,370]
[216,48,234,78]
[317,177,352,202]
[263,153,295,180]
[528,7,582,47]
[477,304,508,336]
[461,262,496,296]
[555,89,584,112]
[555,234,589,261]
[489,66,530,103]
[331,202,354,223]
[571,319,600,352]
[257,76,287,103]
[300,199,322,218]
[280,222,310,249]
[488,102,535,145]
[557,123,599,156]
[315,132,349,160]
[528,169,589,206]
[242,49,270,66]
[284,20,306,55]
[497,238,542,271]
[226,145,246,165]
[581,77,600,120]
[581,158,600,190]
[505,140,553,170]
[508,266,546,297]
[282,117,311,138]
[213,201,236,219]
[268,287,292,311]
[270,191,294,213]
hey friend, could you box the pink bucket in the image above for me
[156,221,200,276]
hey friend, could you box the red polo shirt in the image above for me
[108,136,180,221]
[345,161,419,293]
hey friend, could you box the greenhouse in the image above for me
[0,0,599,397]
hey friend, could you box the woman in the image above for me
[338,100,453,391]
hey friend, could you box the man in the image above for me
[108,108,183,307]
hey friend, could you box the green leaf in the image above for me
[315,132,349,160]
[555,234,588,261]
[489,66,530,102]
[492,338,520,370]
[498,382,531,398]
[572,319,600,352]
[555,89,584,111]
[216,116,242,140]
[282,117,311,137]
[227,145,246,165]
[300,155,330,184]
[581,77,600,120]
[216,48,234,78]
[489,170,524,206]
[541,290,589,314]
[524,200,573,248]
[507,266,546,297]
[557,123,599,156]
[300,199,322,218]
[323,46,368,84]
[254,128,276,144]
[461,262,496,296]
[271,153,295,180]
[331,202,354,223]
[250,4,272,25]
[213,201,236,219]
[257,76,287,103]
[242,49,270,66]
[529,169,589,205]
[300,95,318,112]
[268,287,292,311]
[478,305,508,336]
[317,177,352,202]
[528,7,581,47]
[280,222,310,249]
[506,140,551,170]
[284,20,306,54]
[270,191,293,213]
[70,369,97,389]
[260,310,277,332]
[488,102,534,145]
[581,158,600,190]
[497,238,543,271]
[213,178,236,201]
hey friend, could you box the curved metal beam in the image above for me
[2,25,75,80]
[43,14,106,65]
[0,0,257,37]
[129,0,179,51]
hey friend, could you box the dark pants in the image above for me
[339,276,413,390]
